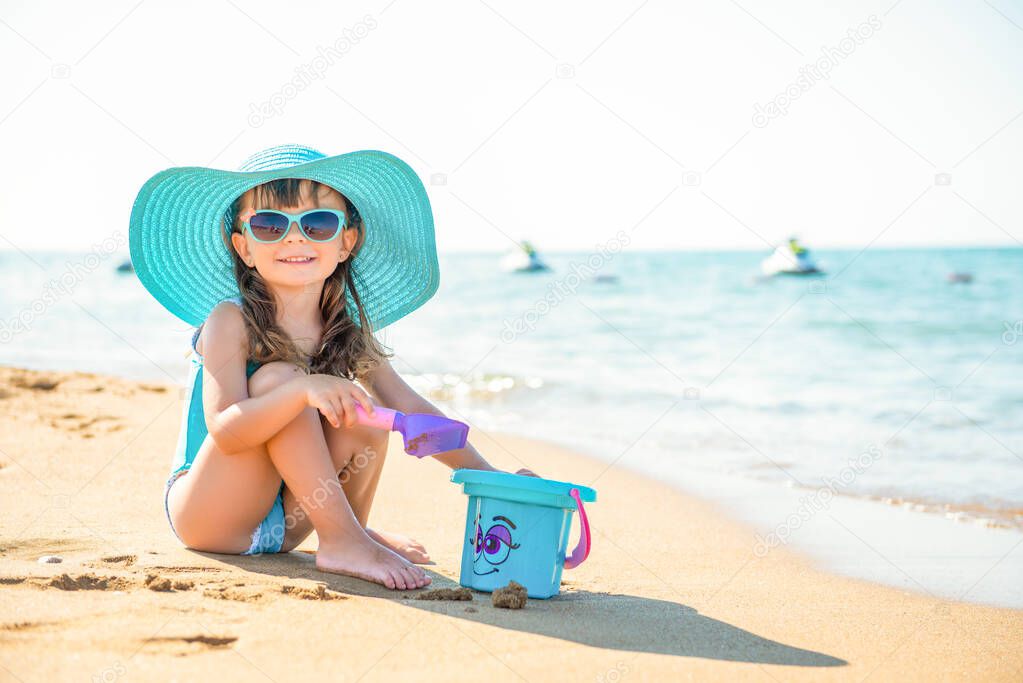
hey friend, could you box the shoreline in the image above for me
[508,428,1023,611]
[1,363,1021,680]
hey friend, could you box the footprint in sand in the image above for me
[280,583,346,601]
[144,574,194,592]
[48,413,124,434]
[36,573,137,591]
[140,634,237,656]
[8,558,342,604]
[96,554,137,567]
[202,584,267,603]
[11,377,60,391]
[203,581,344,603]
[9,569,186,594]
[143,564,224,574]
[0,619,66,632]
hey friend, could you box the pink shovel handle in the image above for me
[563,488,591,570]
[353,403,397,431]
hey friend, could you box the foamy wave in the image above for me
[405,372,544,402]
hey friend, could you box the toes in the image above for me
[407,565,429,587]
[396,565,415,589]
[391,567,408,590]
[394,564,414,588]
[409,566,426,588]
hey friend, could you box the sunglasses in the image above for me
[241,209,348,243]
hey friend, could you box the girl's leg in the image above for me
[278,417,430,563]
[276,420,383,552]
[249,362,428,589]
[331,422,432,563]
[169,361,428,590]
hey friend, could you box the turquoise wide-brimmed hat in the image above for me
[129,144,439,330]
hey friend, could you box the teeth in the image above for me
[280,257,313,262]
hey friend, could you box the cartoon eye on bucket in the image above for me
[471,516,485,559]
[481,516,520,566]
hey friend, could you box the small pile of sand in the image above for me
[491,581,527,609]
[46,573,134,591]
[144,573,193,592]
[410,587,473,601]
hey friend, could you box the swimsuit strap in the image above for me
[191,296,246,358]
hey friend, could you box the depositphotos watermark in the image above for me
[273,444,380,535]
[595,661,630,683]
[247,15,378,127]
[500,231,631,343]
[0,232,127,344]
[91,661,126,683]
[752,15,882,128]
[1003,320,1022,345]
[753,444,884,557]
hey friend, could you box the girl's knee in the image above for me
[248,361,304,397]
[330,423,388,475]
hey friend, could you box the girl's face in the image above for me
[230,180,359,288]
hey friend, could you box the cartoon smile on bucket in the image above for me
[470,514,520,575]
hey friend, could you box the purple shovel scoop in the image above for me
[353,404,469,457]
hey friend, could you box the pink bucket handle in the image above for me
[563,488,591,570]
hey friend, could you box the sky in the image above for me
[1,0,1021,253]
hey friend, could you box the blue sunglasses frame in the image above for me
[242,209,348,243]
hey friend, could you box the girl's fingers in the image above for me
[318,396,340,428]
[338,394,357,428]
[321,406,339,429]
[352,390,375,416]
[328,397,344,428]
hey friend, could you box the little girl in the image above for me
[129,144,530,591]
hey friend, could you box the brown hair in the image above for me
[220,178,391,383]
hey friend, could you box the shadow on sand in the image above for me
[217,552,846,668]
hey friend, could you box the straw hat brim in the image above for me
[129,149,439,330]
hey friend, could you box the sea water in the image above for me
[2,247,1020,531]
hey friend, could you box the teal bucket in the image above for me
[450,469,597,599]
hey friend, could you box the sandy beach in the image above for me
[1,363,1021,682]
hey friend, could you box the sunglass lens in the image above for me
[301,211,341,241]
[248,212,290,241]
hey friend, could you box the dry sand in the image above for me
[0,364,1020,681]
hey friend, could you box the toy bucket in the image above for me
[450,469,597,599]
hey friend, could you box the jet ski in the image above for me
[761,239,822,276]
[502,240,550,272]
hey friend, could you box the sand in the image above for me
[491,581,528,609]
[0,363,1021,681]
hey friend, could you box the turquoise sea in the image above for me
[2,246,1021,529]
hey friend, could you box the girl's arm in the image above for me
[364,358,500,472]
[199,302,311,455]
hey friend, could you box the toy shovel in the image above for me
[353,404,469,457]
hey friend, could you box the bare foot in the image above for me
[368,528,431,564]
[315,535,431,590]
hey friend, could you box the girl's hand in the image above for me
[513,467,539,478]
[304,374,375,429]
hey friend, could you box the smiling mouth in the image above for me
[276,256,316,264]
[472,567,498,576]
